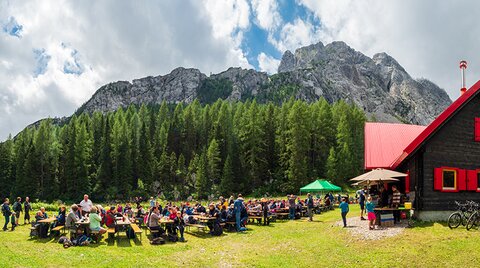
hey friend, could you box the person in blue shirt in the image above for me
[2,198,12,231]
[234,194,247,231]
[339,197,349,228]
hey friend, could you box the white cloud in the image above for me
[299,0,480,99]
[251,0,282,31]
[269,18,323,53]
[0,0,253,140]
[257,52,280,74]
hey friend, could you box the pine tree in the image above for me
[0,136,14,198]
[285,101,310,192]
[207,138,221,185]
[219,154,234,195]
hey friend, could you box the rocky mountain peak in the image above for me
[76,41,452,126]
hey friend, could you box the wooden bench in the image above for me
[185,223,207,232]
[90,230,101,243]
[130,224,142,241]
[52,225,65,234]
[274,213,290,220]
[224,221,237,231]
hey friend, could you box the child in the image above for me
[339,198,349,228]
[366,196,376,230]
[11,212,16,231]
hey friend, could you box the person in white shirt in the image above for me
[79,194,93,216]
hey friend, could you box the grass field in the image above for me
[1,205,480,267]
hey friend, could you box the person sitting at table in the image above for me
[115,204,123,216]
[207,203,221,234]
[35,208,49,238]
[56,205,66,226]
[105,206,116,228]
[219,205,228,223]
[173,210,185,242]
[135,205,146,225]
[148,206,164,238]
[89,207,106,235]
[251,201,262,213]
[196,203,206,214]
[66,205,80,235]
[184,205,194,216]
[124,203,134,219]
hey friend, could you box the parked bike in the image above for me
[448,201,477,229]
[464,201,480,230]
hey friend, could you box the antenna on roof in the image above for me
[460,60,467,95]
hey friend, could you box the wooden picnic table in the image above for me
[75,218,90,225]
[38,217,57,223]
[159,218,174,224]
[115,217,131,226]
[194,215,217,221]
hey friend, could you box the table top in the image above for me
[115,218,131,226]
[38,217,57,223]
[194,215,217,221]
[76,218,90,225]
[159,218,174,224]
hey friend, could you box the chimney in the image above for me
[460,60,467,95]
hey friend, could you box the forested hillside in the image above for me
[0,98,365,202]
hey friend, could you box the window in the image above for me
[434,167,464,192]
[442,169,456,190]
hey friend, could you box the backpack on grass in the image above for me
[150,237,165,245]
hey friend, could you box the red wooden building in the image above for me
[364,80,480,220]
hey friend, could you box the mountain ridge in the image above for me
[55,41,451,128]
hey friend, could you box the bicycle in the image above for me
[448,201,476,229]
[464,201,480,230]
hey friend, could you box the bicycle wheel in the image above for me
[466,212,478,231]
[448,212,462,229]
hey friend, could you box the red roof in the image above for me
[364,122,426,170]
[391,79,480,169]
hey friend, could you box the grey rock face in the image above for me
[78,41,452,125]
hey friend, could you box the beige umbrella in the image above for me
[350,168,407,182]
[351,177,400,186]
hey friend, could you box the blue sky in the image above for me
[1,0,480,140]
[241,0,319,69]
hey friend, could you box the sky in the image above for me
[1,0,480,140]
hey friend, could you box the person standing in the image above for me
[358,186,367,220]
[391,185,401,223]
[288,194,296,220]
[2,198,11,231]
[339,197,349,228]
[12,197,22,226]
[234,194,246,231]
[24,197,31,225]
[261,198,270,225]
[366,196,376,230]
[79,194,93,216]
[306,193,314,221]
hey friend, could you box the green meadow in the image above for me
[1,205,479,267]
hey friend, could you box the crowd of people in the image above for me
[1,191,344,246]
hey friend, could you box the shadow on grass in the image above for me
[412,221,448,228]
[186,231,212,239]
